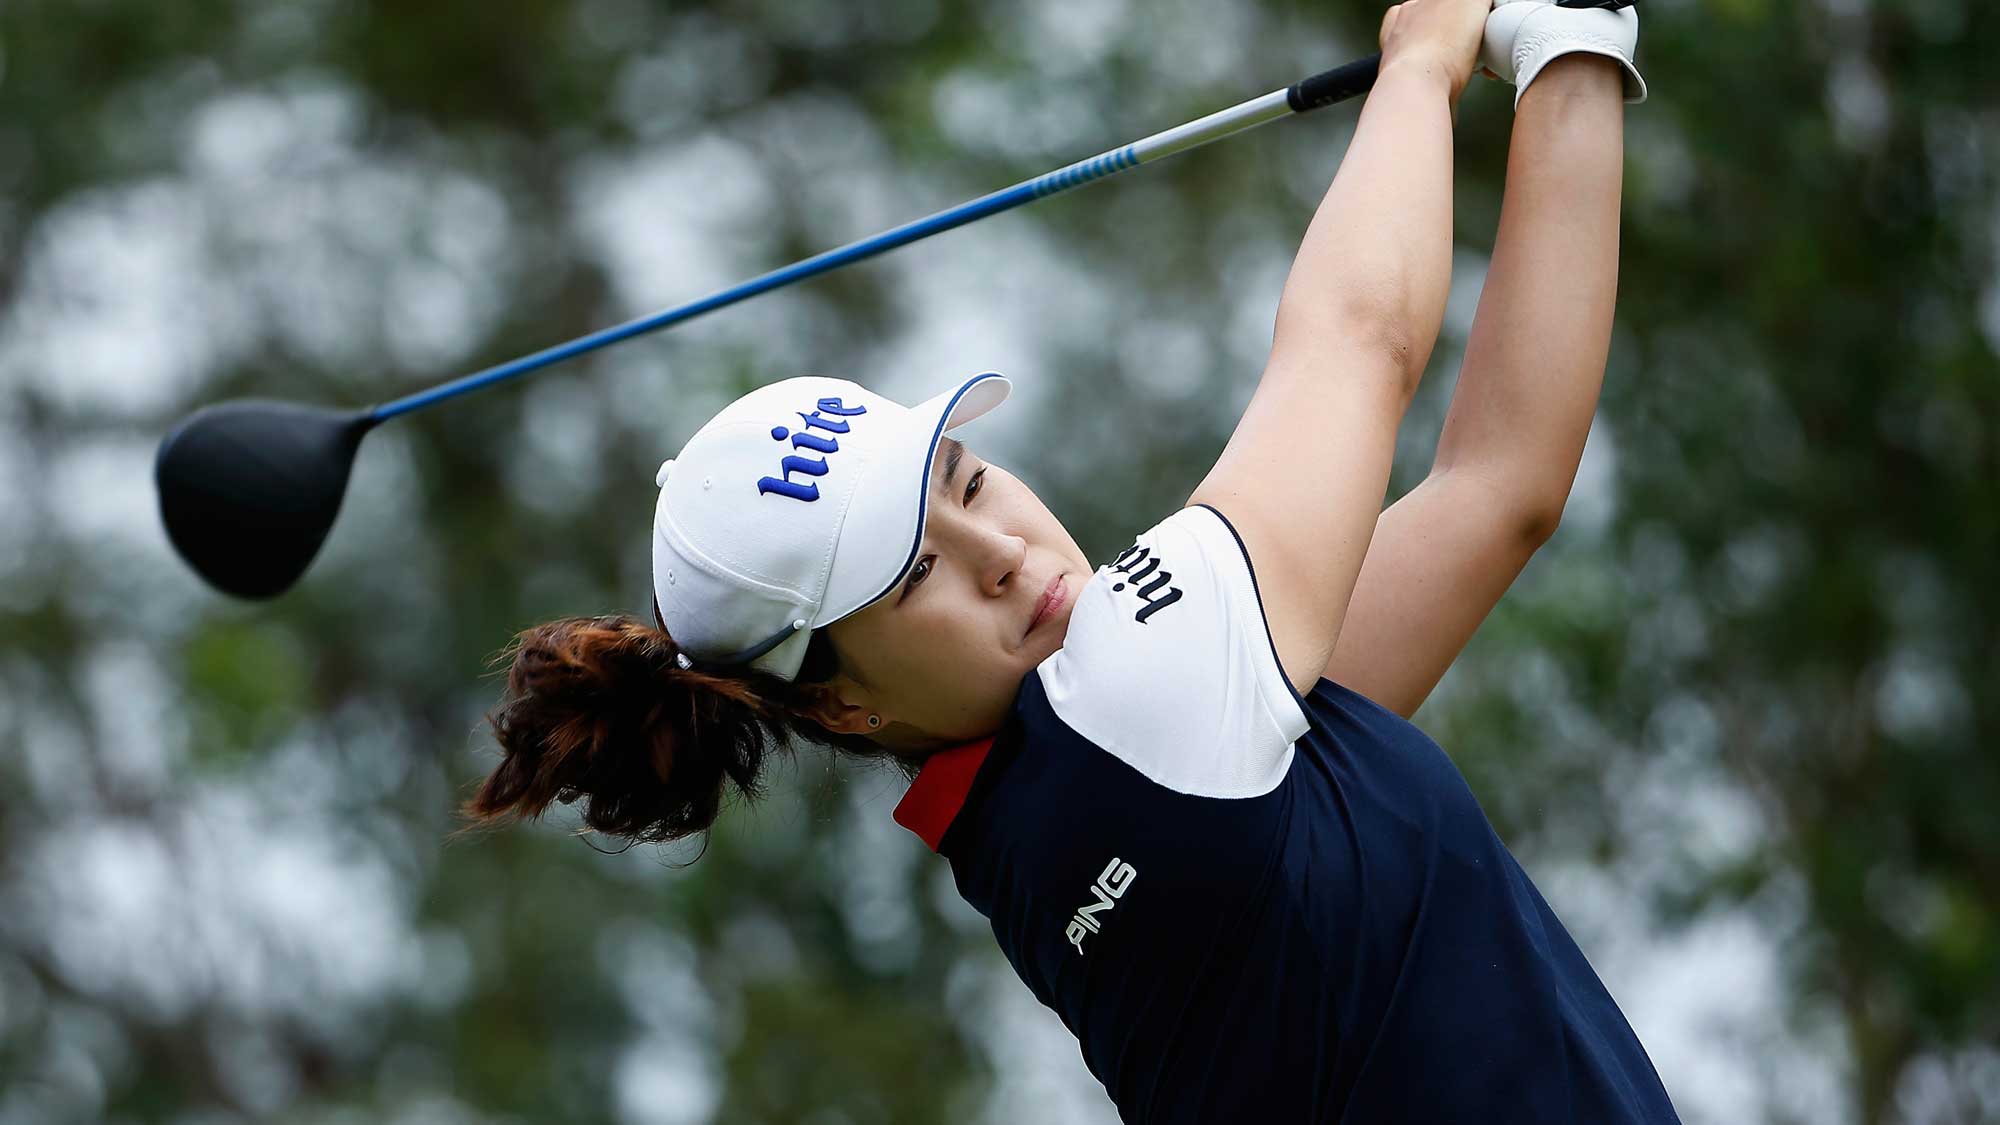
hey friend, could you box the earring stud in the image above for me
[867,714,881,729]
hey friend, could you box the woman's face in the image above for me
[812,437,1091,749]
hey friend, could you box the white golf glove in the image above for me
[1482,0,1648,108]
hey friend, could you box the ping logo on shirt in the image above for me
[757,397,868,502]
[1066,856,1138,955]
[1106,543,1183,623]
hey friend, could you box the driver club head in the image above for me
[155,400,378,600]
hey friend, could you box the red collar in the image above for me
[891,735,997,853]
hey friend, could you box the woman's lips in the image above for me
[1030,574,1068,634]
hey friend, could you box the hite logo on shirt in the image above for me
[1067,857,1138,955]
[1106,543,1182,624]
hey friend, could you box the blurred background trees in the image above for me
[1,0,1994,1122]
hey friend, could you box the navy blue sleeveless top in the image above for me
[894,505,1681,1123]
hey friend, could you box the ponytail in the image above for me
[459,614,907,848]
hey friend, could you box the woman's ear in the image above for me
[797,679,880,736]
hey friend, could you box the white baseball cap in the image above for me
[651,372,1012,681]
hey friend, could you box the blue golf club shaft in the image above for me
[373,3,1626,422]
[370,60,1375,421]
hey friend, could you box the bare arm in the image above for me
[1326,56,1627,716]
[1192,0,1489,698]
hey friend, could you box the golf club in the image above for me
[156,0,1635,600]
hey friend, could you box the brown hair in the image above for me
[456,611,912,851]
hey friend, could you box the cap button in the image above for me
[656,459,674,487]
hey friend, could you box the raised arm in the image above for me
[1325,54,1628,716]
[1190,0,1489,698]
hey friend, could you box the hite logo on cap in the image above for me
[756,397,868,502]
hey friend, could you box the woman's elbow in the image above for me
[1512,493,1567,550]
[1439,464,1572,551]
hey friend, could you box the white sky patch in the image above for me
[17,771,422,1034]
[0,422,34,594]
[828,768,923,975]
[596,920,721,1125]
[1020,0,1129,79]
[81,641,184,797]
[847,182,1120,463]
[1827,53,1892,154]
[596,920,716,1043]
[1441,247,1488,339]
[1893,1046,2000,1121]
[42,434,163,557]
[1535,859,1852,1125]
[1718,521,1808,614]
[12,701,92,811]
[37,432,216,640]
[383,173,512,378]
[594,345,739,458]
[1135,0,1260,94]
[612,16,777,142]
[1220,252,1292,401]
[1628,114,1697,212]
[1114,316,1213,404]
[926,861,991,937]
[1565,413,1621,539]
[302,423,449,655]
[574,140,1101,466]
[502,375,610,516]
[1874,644,1972,741]
[948,953,1121,1125]
[206,1019,301,1117]
[188,86,351,183]
[23,1001,130,1123]
[18,1033,108,1123]
[0,78,514,436]
[188,83,506,385]
[1532,723,1859,1125]
[0,182,221,418]
[566,94,923,406]
[383,257,481,375]
[714,908,803,984]
[752,94,904,240]
[571,132,777,319]
[616,1034,722,1125]
[930,68,1103,166]
[383,1091,498,1125]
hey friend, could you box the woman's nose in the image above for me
[983,532,1028,595]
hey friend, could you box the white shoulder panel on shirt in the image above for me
[1035,504,1311,799]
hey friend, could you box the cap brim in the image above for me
[814,371,1011,625]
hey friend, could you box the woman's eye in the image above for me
[905,471,983,599]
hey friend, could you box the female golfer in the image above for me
[467,0,1675,1119]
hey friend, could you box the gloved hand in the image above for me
[1480,0,1648,109]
